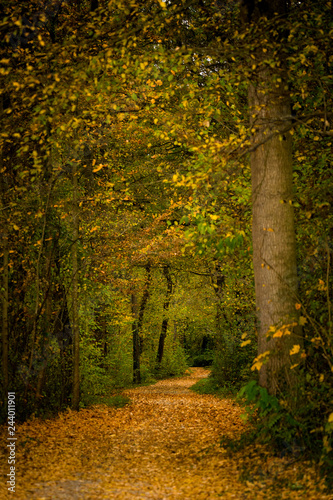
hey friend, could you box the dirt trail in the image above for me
[1,368,331,499]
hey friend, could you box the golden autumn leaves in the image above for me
[1,368,330,499]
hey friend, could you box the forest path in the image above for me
[1,368,330,500]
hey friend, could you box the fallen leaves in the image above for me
[0,368,331,499]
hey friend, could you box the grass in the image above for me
[190,376,240,398]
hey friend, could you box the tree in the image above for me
[240,0,302,394]
[156,264,173,366]
[71,161,80,410]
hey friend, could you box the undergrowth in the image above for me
[80,393,131,409]
[190,376,239,398]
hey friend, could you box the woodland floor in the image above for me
[1,368,332,500]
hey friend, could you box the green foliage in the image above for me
[106,336,133,388]
[81,393,131,409]
[190,376,239,397]
[191,350,214,367]
[80,336,115,406]
[155,343,188,379]
[237,376,333,485]
[211,317,256,391]
[237,381,302,453]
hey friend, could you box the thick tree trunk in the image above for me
[72,163,80,410]
[242,0,302,394]
[250,79,301,393]
[156,265,173,365]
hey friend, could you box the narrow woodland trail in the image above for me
[1,368,331,500]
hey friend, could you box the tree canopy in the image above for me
[1,0,332,478]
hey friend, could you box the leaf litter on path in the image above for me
[0,368,331,499]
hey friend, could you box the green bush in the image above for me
[211,325,256,391]
[81,393,131,408]
[237,380,302,451]
[106,336,133,388]
[156,343,188,379]
[191,350,214,367]
[190,376,239,397]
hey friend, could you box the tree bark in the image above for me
[2,230,9,396]
[131,293,141,384]
[156,265,173,365]
[242,0,302,394]
[72,162,80,410]
[137,262,152,354]
[132,262,152,384]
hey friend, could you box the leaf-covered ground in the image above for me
[1,368,332,499]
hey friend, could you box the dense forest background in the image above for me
[1,0,332,476]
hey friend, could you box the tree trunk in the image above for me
[36,238,53,400]
[132,262,152,384]
[72,162,80,410]
[242,0,302,394]
[156,265,173,365]
[131,293,141,384]
[2,230,9,396]
[137,262,152,354]
[212,262,227,333]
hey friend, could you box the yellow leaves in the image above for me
[318,279,327,291]
[92,164,106,173]
[240,332,251,347]
[295,303,302,310]
[3,369,330,498]
[37,34,45,47]
[251,351,270,371]
[273,326,291,338]
[290,345,301,356]
[267,322,298,339]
